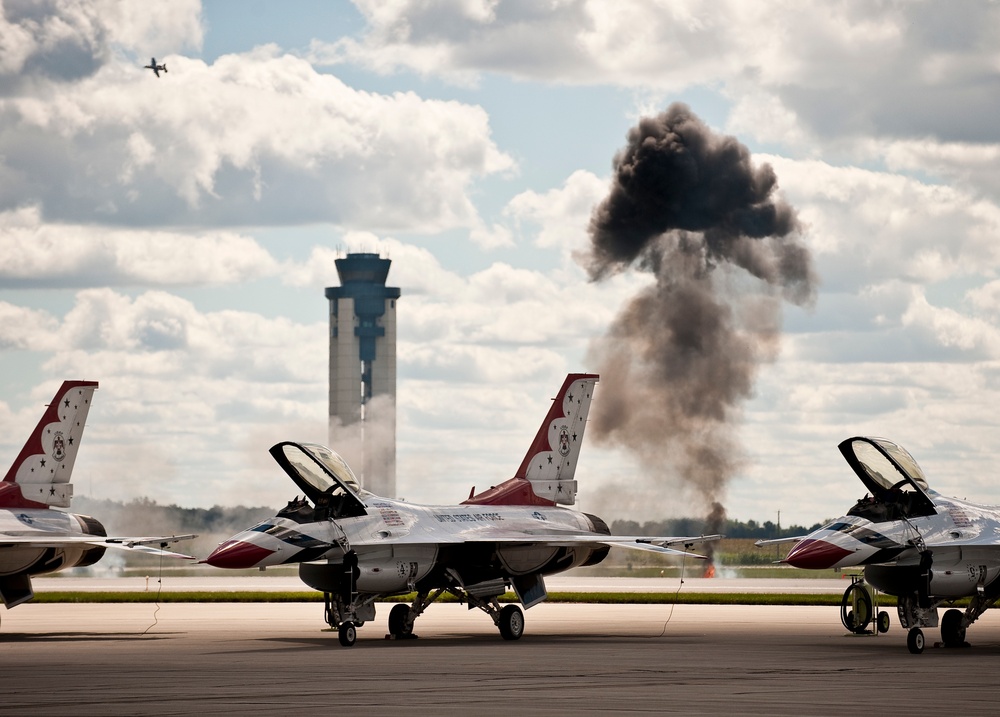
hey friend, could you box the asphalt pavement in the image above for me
[2,601,999,716]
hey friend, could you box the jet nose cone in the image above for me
[785,538,854,570]
[205,540,275,569]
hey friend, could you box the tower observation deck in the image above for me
[325,253,401,497]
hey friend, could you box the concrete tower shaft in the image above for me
[325,253,401,497]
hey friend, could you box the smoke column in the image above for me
[582,103,816,536]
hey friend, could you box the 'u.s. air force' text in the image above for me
[433,512,504,523]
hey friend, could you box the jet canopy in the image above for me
[269,442,368,518]
[840,437,935,519]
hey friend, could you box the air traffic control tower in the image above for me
[325,252,401,497]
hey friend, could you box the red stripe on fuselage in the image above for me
[785,538,854,569]
[204,540,275,569]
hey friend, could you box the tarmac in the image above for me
[32,574,854,594]
[3,598,1000,715]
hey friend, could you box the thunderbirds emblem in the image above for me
[52,432,66,461]
[558,426,571,456]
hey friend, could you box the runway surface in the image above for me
[34,574,852,594]
[3,601,1000,716]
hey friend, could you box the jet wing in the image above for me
[0,533,198,559]
[754,536,806,547]
[351,528,719,560]
[485,534,719,559]
[606,535,722,558]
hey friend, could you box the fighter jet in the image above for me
[771,436,1000,653]
[0,381,194,612]
[206,373,719,646]
[144,57,167,77]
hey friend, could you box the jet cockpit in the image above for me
[269,442,369,519]
[841,437,936,521]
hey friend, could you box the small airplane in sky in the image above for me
[207,373,719,646]
[765,436,1000,653]
[0,380,194,613]
[144,58,167,77]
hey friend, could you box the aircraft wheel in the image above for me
[877,611,890,634]
[388,604,412,637]
[338,622,357,647]
[941,608,966,647]
[498,604,524,641]
[906,627,925,654]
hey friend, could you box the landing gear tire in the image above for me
[498,604,524,641]
[907,627,925,654]
[941,608,966,648]
[388,604,413,638]
[877,611,890,634]
[338,622,357,647]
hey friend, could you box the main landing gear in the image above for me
[325,574,528,646]
[898,594,978,654]
[384,580,526,643]
[904,607,970,654]
[385,597,524,641]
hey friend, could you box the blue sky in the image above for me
[3,1,1000,526]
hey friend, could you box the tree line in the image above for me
[609,517,825,540]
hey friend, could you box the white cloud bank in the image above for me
[1,44,513,236]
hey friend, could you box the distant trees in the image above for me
[72,496,276,564]
[610,517,824,539]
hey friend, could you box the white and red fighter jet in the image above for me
[207,373,719,646]
[776,436,1000,653]
[0,380,194,612]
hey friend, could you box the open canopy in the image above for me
[269,442,368,518]
[839,436,935,517]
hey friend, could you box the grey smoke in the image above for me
[583,103,816,520]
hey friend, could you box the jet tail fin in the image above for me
[464,373,598,507]
[1,380,99,509]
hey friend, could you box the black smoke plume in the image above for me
[582,103,816,524]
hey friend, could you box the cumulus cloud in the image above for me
[325,1,1000,173]
[901,289,1000,359]
[318,0,739,88]
[766,156,1000,292]
[505,170,607,250]
[0,287,329,506]
[0,258,624,507]
[35,289,324,382]
[733,356,1000,522]
[880,138,1000,199]
[0,206,279,288]
[0,0,202,85]
[0,301,61,350]
[0,41,513,231]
